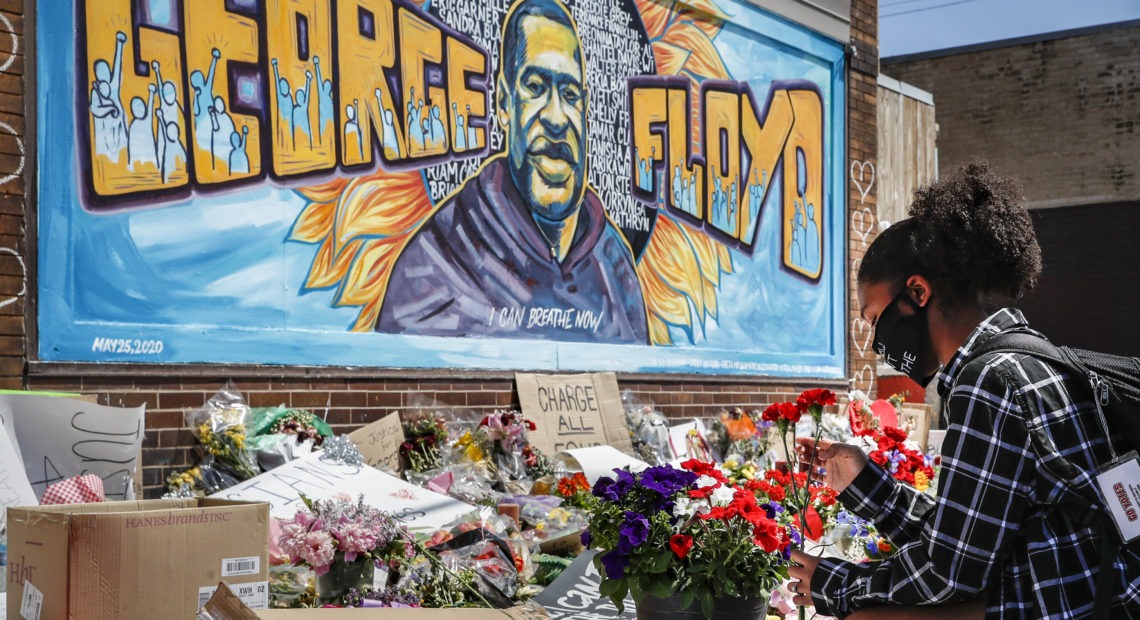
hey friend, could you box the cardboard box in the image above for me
[200,583,551,619]
[7,498,269,620]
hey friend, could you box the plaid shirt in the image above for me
[811,308,1140,619]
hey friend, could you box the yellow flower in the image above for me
[914,470,930,492]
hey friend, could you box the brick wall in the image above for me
[8,0,879,499]
[882,22,1140,209]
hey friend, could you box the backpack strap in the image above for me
[963,331,1119,619]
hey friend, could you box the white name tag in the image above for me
[1095,451,1140,543]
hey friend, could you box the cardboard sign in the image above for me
[560,446,648,485]
[516,372,632,456]
[533,549,636,619]
[348,411,406,472]
[0,419,38,530]
[212,452,473,531]
[0,393,145,501]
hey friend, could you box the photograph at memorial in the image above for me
[35,0,847,377]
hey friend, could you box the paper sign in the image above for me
[348,411,406,471]
[0,419,37,529]
[898,404,931,451]
[534,549,636,619]
[0,394,145,501]
[1095,456,1140,543]
[927,429,947,455]
[560,446,648,485]
[667,419,713,462]
[213,452,473,531]
[516,372,632,456]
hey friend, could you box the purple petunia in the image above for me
[617,511,650,554]
[639,465,699,498]
[592,469,638,502]
[581,529,593,547]
[600,549,628,579]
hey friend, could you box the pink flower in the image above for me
[335,522,379,562]
[299,529,336,573]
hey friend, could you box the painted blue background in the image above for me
[37,0,846,377]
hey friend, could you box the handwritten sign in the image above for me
[516,372,632,456]
[0,394,144,501]
[213,452,473,531]
[560,446,648,485]
[348,411,406,472]
[0,419,37,530]
[534,549,636,619]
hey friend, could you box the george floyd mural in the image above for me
[37,0,846,376]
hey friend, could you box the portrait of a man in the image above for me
[374,0,649,344]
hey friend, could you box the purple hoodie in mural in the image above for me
[376,156,649,344]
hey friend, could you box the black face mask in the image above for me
[872,291,938,386]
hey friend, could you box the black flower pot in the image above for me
[635,593,769,620]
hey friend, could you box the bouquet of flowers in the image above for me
[278,494,415,605]
[400,416,448,472]
[267,409,328,447]
[706,407,775,465]
[868,425,937,492]
[477,410,553,482]
[583,460,794,618]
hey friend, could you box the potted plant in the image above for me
[582,460,795,619]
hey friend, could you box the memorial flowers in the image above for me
[279,494,415,605]
[583,460,793,618]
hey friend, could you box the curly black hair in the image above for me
[859,161,1042,307]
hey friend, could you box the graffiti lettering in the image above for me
[629,77,824,279]
[78,0,491,208]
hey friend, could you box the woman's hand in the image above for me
[795,436,867,494]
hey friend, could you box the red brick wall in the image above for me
[7,0,879,499]
[882,23,1140,209]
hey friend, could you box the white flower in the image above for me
[695,474,719,488]
[673,497,696,520]
[710,484,736,507]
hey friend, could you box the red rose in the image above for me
[869,450,888,466]
[670,534,694,559]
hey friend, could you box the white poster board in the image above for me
[516,372,633,456]
[0,394,145,501]
[213,452,474,531]
[560,446,648,485]
[0,419,37,529]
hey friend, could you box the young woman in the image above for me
[787,162,1138,618]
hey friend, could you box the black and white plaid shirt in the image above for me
[811,308,1140,618]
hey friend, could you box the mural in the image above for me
[37,0,846,376]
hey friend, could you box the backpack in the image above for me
[966,332,1140,620]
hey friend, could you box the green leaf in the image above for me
[700,593,714,619]
[647,577,674,598]
[680,589,696,610]
[599,578,624,599]
[651,550,673,573]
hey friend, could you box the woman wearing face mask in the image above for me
[786,162,1139,619]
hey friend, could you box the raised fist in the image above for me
[271,58,278,66]
[116,31,127,43]
[148,83,156,93]
[212,48,221,59]
[305,70,313,79]
[313,55,320,64]
[151,60,160,71]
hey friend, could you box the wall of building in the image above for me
[883,22,1139,210]
[4,0,879,499]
